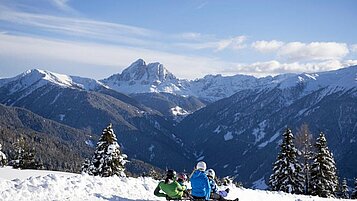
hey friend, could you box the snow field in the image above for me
[0,167,351,201]
[0,168,159,201]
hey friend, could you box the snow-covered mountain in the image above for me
[101,59,188,95]
[3,61,356,104]
[0,69,107,95]
[101,59,357,102]
[101,59,270,102]
[176,66,357,187]
[100,59,206,118]
[0,70,195,172]
[0,167,349,201]
[192,65,357,101]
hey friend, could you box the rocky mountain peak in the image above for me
[113,59,176,83]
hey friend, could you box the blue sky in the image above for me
[0,0,357,79]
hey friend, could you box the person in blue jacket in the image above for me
[189,161,211,201]
[206,169,239,201]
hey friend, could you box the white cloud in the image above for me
[221,59,357,77]
[252,40,350,62]
[177,32,204,40]
[216,36,247,51]
[351,44,357,53]
[278,42,349,61]
[251,40,284,53]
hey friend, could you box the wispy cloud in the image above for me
[0,4,159,47]
[196,1,208,10]
[175,32,208,41]
[175,35,247,51]
[0,4,248,53]
[0,33,226,79]
[49,0,76,13]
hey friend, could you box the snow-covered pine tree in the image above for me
[269,128,304,194]
[341,178,350,199]
[81,158,91,174]
[12,137,42,169]
[0,143,7,167]
[351,178,357,199]
[295,124,314,195]
[310,132,338,198]
[88,123,127,177]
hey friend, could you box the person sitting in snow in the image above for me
[154,169,187,200]
[176,172,191,198]
[206,169,239,201]
[189,161,211,201]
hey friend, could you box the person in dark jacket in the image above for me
[189,161,211,201]
[154,169,187,199]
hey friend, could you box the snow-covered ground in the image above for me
[0,167,349,201]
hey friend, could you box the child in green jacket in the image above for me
[154,170,187,199]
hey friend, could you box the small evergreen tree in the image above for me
[0,143,7,167]
[310,132,338,198]
[88,123,127,177]
[351,178,357,199]
[295,123,314,195]
[269,128,304,194]
[81,158,91,174]
[341,178,350,199]
[12,137,42,169]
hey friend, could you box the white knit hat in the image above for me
[196,161,207,171]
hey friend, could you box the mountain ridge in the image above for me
[2,60,356,103]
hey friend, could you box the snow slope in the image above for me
[0,69,107,95]
[0,167,349,201]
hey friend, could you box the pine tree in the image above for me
[269,128,304,194]
[81,158,91,174]
[0,143,7,167]
[295,124,314,195]
[341,178,350,199]
[12,137,42,169]
[88,123,127,177]
[351,178,357,199]
[310,132,338,198]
